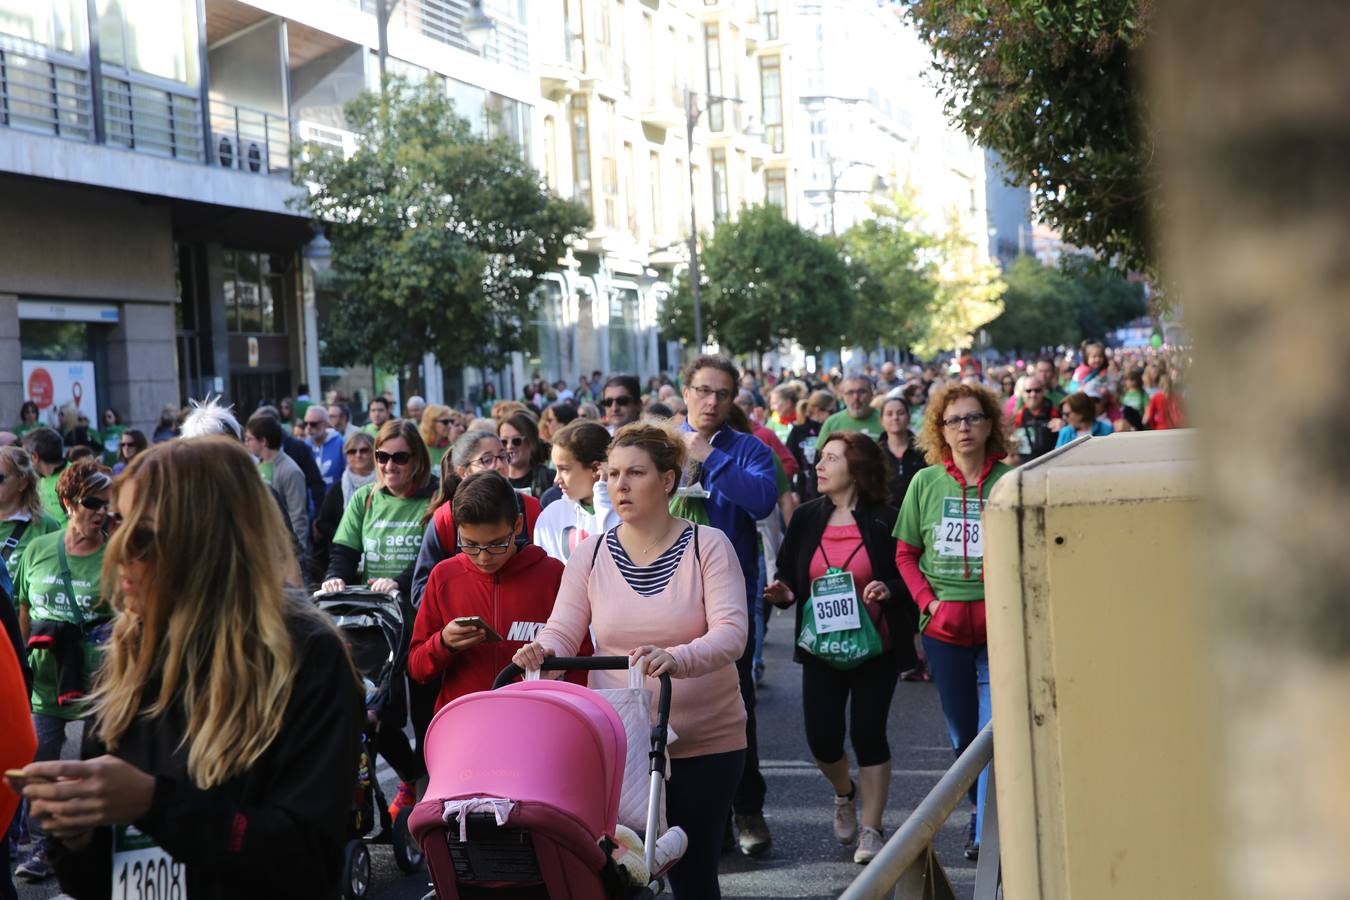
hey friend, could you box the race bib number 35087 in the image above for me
[112,824,186,900]
[935,497,985,559]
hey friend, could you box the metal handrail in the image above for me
[839,724,995,900]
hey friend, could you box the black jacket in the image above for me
[53,601,363,900]
[774,497,918,671]
[281,434,328,514]
[785,419,824,501]
[878,432,926,510]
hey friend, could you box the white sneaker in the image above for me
[833,790,858,845]
[854,826,884,864]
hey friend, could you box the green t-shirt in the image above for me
[14,530,110,719]
[257,460,276,487]
[429,444,449,471]
[362,423,381,438]
[99,425,124,466]
[817,408,885,447]
[2,511,63,582]
[38,472,68,526]
[893,462,1012,603]
[332,484,432,582]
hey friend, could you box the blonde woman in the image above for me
[13,438,362,897]
[419,403,455,469]
[0,445,61,582]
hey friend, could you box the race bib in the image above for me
[112,824,186,900]
[809,570,861,635]
[801,438,818,464]
[935,497,984,558]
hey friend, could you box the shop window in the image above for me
[223,249,288,334]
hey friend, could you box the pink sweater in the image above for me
[535,524,748,759]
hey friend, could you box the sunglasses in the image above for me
[601,396,634,408]
[304,421,325,430]
[437,417,453,426]
[346,446,372,456]
[502,436,526,448]
[80,496,109,512]
[375,450,412,466]
[119,442,137,449]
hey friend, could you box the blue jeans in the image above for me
[921,636,991,844]
[28,714,73,844]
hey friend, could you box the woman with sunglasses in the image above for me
[10,459,113,882]
[111,429,148,476]
[420,404,456,470]
[13,438,362,898]
[893,383,1011,863]
[498,410,554,498]
[321,419,437,820]
[308,431,377,586]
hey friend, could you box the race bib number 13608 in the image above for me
[112,824,186,900]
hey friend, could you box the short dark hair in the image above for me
[819,432,888,506]
[683,354,739,388]
[22,427,65,464]
[551,420,611,466]
[453,470,518,527]
[246,414,284,450]
[368,396,390,411]
[603,374,641,401]
[328,402,351,421]
[547,401,579,427]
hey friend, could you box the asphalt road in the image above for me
[14,610,978,899]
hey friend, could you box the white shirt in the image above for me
[533,480,621,562]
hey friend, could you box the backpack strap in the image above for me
[693,523,701,563]
[1,520,31,563]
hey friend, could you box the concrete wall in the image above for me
[0,294,20,430]
[106,303,180,431]
[0,177,176,303]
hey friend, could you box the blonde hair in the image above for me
[917,383,1009,466]
[0,446,43,519]
[93,438,336,788]
[418,404,453,449]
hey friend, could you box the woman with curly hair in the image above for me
[893,382,1012,863]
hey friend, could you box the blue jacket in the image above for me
[310,430,346,488]
[681,423,778,596]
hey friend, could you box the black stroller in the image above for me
[314,588,425,898]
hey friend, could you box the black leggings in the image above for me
[801,653,899,768]
[665,749,745,900]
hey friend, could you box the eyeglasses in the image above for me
[119,442,137,449]
[843,389,872,398]
[458,531,514,556]
[346,447,372,457]
[437,417,453,426]
[375,450,412,466]
[601,396,634,408]
[502,436,526,448]
[80,496,109,512]
[942,413,989,430]
[471,452,512,468]
[688,385,733,403]
[304,420,325,430]
[1024,388,1044,394]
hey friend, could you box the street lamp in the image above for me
[462,0,496,54]
[303,226,332,274]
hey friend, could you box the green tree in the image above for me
[915,217,1007,358]
[986,255,1147,351]
[837,189,939,350]
[908,0,1153,272]
[665,205,853,355]
[294,77,590,372]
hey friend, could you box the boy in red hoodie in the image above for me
[409,471,588,711]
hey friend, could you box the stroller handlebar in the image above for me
[493,657,673,769]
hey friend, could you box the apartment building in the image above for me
[521,0,789,387]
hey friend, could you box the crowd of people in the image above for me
[0,339,1186,897]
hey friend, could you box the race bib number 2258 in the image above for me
[935,497,985,559]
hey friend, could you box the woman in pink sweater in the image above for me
[514,423,747,899]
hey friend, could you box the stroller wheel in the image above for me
[392,806,425,874]
[342,839,372,899]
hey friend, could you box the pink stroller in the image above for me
[409,657,674,900]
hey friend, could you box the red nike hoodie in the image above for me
[409,544,590,712]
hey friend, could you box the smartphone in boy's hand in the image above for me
[453,616,504,642]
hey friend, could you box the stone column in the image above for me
[0,294,20,429]
[107,302,179,432]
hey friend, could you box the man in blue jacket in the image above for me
[680,355,778,857]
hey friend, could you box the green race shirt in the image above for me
[257,459,276,487]
[332,483,432,582]
[893,462,1012,602]
[37,472,68,526]
[2,511,62,582]
[817,409,885,447]
[99,425,124,466]
[13,530,110,719]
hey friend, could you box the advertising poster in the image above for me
[23,360,98,429]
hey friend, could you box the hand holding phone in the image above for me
[4,768,51,792]
[453,616,503,643]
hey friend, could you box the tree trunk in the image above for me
[1152,4,1350,896]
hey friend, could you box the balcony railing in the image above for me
[208,99,290,174]
[0,47,94,142]
[102,75,204,162]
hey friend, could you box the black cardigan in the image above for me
[774,496,918,671]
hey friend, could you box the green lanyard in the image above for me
[56,537,85,629]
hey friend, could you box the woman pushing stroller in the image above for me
[514,422,748,900]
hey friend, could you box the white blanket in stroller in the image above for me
[441,797,516,842]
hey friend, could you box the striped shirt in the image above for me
[606,526,694,597]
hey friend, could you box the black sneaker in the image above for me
[15,841,53,881]
[963,811,979,861]
[736,812,772,857]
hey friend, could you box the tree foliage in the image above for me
[664,205,853,354]
[986,255,1147,351]
[837,190,938,350]
[908,0,1153,273]
[915,216,1007,357]
[294,77,590,371]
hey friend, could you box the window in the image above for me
[704,23,723,132]
[97,0,199,85]
[563,0,585,67]
[0,0,88,54]
[598,98,619,229]
[711,148,729,223]
[624,141,638,237]
[570,94,592,209]
[760,55,783,152]
[608,287,639,374]
[485,92,532,157]
[543,115,558,188]
[766,168,786,208]
[594,0,612,76]
[649,150,662,237]
[222,250,288,334]
[757,0,779,40]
